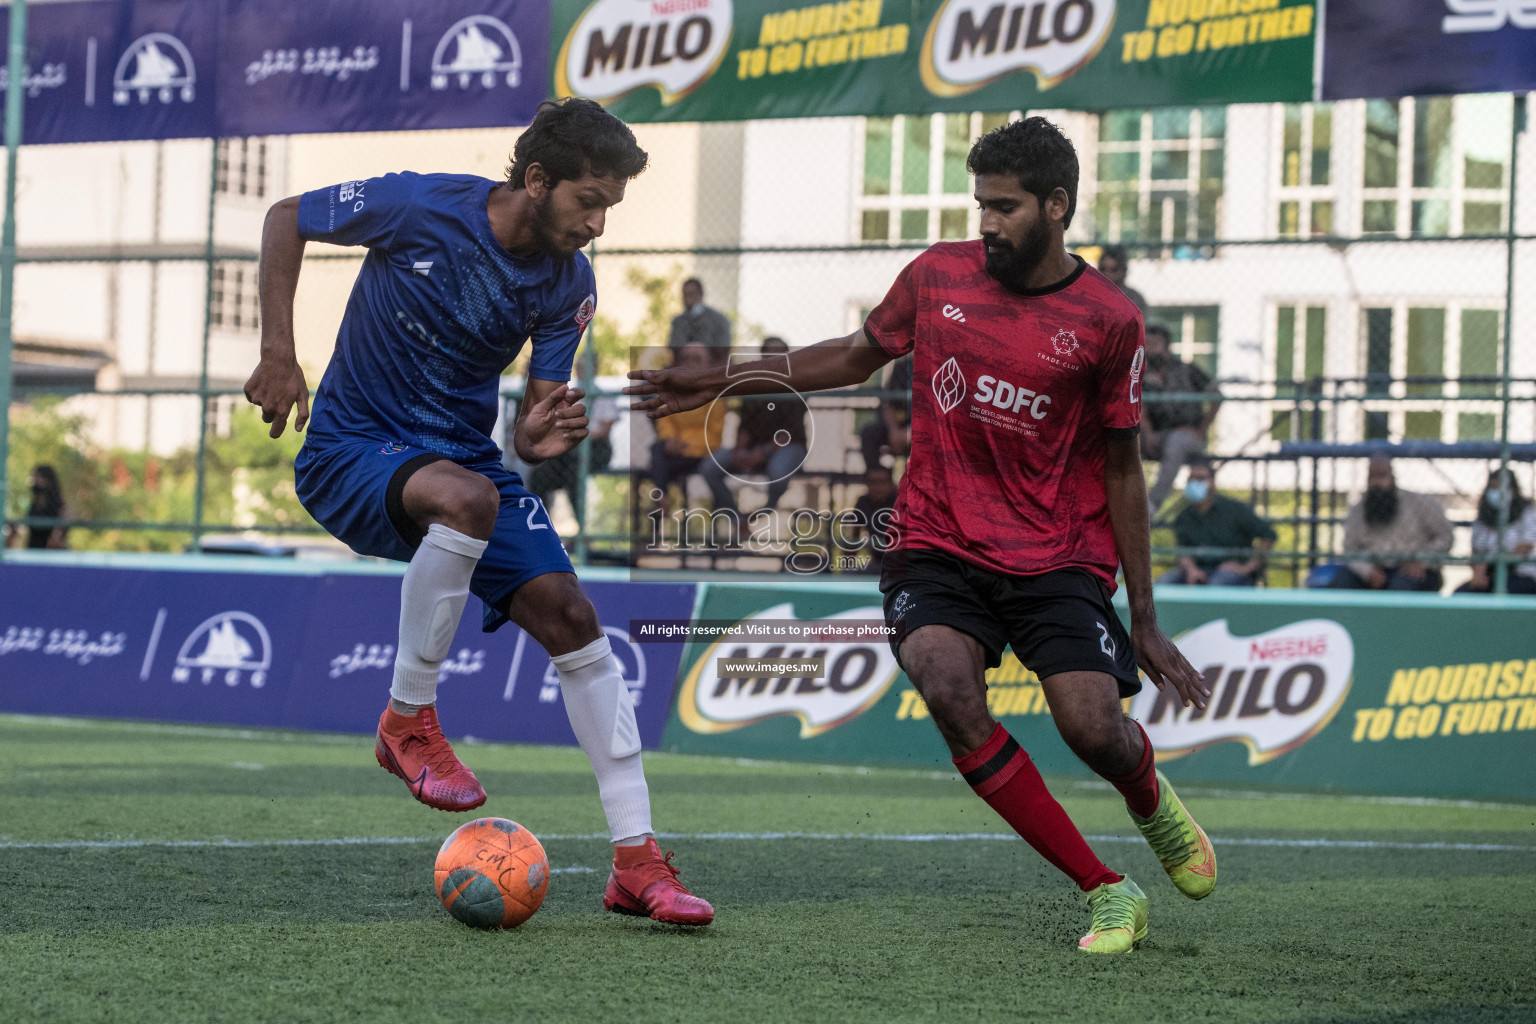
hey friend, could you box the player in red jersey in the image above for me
[627,117,1216,953]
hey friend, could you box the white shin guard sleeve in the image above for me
[552,636,652,842]
[391,524,488,706]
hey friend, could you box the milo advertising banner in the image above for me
[551,0,1316,122]
[661,583,1536,800]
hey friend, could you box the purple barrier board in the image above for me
[0,563,695,749]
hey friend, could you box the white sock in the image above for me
[552,636,653,843]
[390,524,488,706]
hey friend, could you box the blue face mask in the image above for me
[1485,488,1506,508]
[1185,479,1211,503]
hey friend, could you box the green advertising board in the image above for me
[552,0,1316,122]
[661,582,1536,800]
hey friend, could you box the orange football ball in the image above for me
[433,817,549,929]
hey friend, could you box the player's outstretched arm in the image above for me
[624,329,892,419]
[1104,434,1209,710]
[243,195,310,439]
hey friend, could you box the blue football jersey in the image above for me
[297,172,596,461]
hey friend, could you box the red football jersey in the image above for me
[864,241,1145,588]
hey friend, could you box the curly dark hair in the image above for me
[505,98,649,191]
[966,116,1079,228]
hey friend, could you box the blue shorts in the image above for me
[295,439,573,632]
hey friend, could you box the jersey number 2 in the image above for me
[520,497,551,531]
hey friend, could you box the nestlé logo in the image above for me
[1131,618,1354,764]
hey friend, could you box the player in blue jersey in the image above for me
[243,99,712,925]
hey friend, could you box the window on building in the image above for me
[1276,103,1334,237]
[211,262,260,331]
[1359,95,1511,237]
[1359,303,1502,441]
[1092,106,1224,247]
[1148,305,1218,375]
[216,138,270,199]
[859,112,1013,243]
[1271,304,1327,440]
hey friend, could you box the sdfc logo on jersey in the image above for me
[932,357,968,414]
[575,294,597,330]
[1129,346,1145,404]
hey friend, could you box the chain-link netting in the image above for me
[5,99,1533,590]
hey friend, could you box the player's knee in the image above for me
[911,670,984,724]
[1058,719,1127,771]
[555,596,601,642]
[438,476,499,538]
[521,579,601,652]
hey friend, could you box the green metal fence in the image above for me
[2,85,1532,591]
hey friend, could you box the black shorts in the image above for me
[879,548,1142,699]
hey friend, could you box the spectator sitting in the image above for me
[648,343,723,518]
[859,353,912,471]
[1156,457,1275,586]
[1327,455,1453,591]
[668,277,731,363]
[1141,323,1221,515]
[700,337,808,516]
[527,393,619,518]
[1455,468,1536,595]
[4,465,69,550]
[1097,244,1147,316]
[849,464,898,574]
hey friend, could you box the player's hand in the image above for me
[243,357,310,439]
[517,384,589,462]
[624,366,719,419]
[1132,623,1209,711]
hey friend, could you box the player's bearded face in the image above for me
[982,213,1052,289]
[529,190,579,258]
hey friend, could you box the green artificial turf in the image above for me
[1,715,1532,1023]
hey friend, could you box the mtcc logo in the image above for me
[432,16,523,90]
[173,612,272,687]
[114,33,196,105]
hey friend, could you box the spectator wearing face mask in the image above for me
[1156,457,1275,586]
[1329,455,1453,591]
[668,277,732,361]
[1140,323,1221,515]
[1455,468,1536,595]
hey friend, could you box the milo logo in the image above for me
[677,603,900,737]
[1131,618,1354,764]
[556,0,734,105]
[920,0,1116,96]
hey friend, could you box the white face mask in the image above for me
[1185,479,1211,503]
[689,302,705,315]
[1485,488,1506,509]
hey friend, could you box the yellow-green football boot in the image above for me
[1078,877,1148,954]
[1130,770,1217,900]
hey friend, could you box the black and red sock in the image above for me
[1103,720,1160,818]
[954,724,1119,892]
